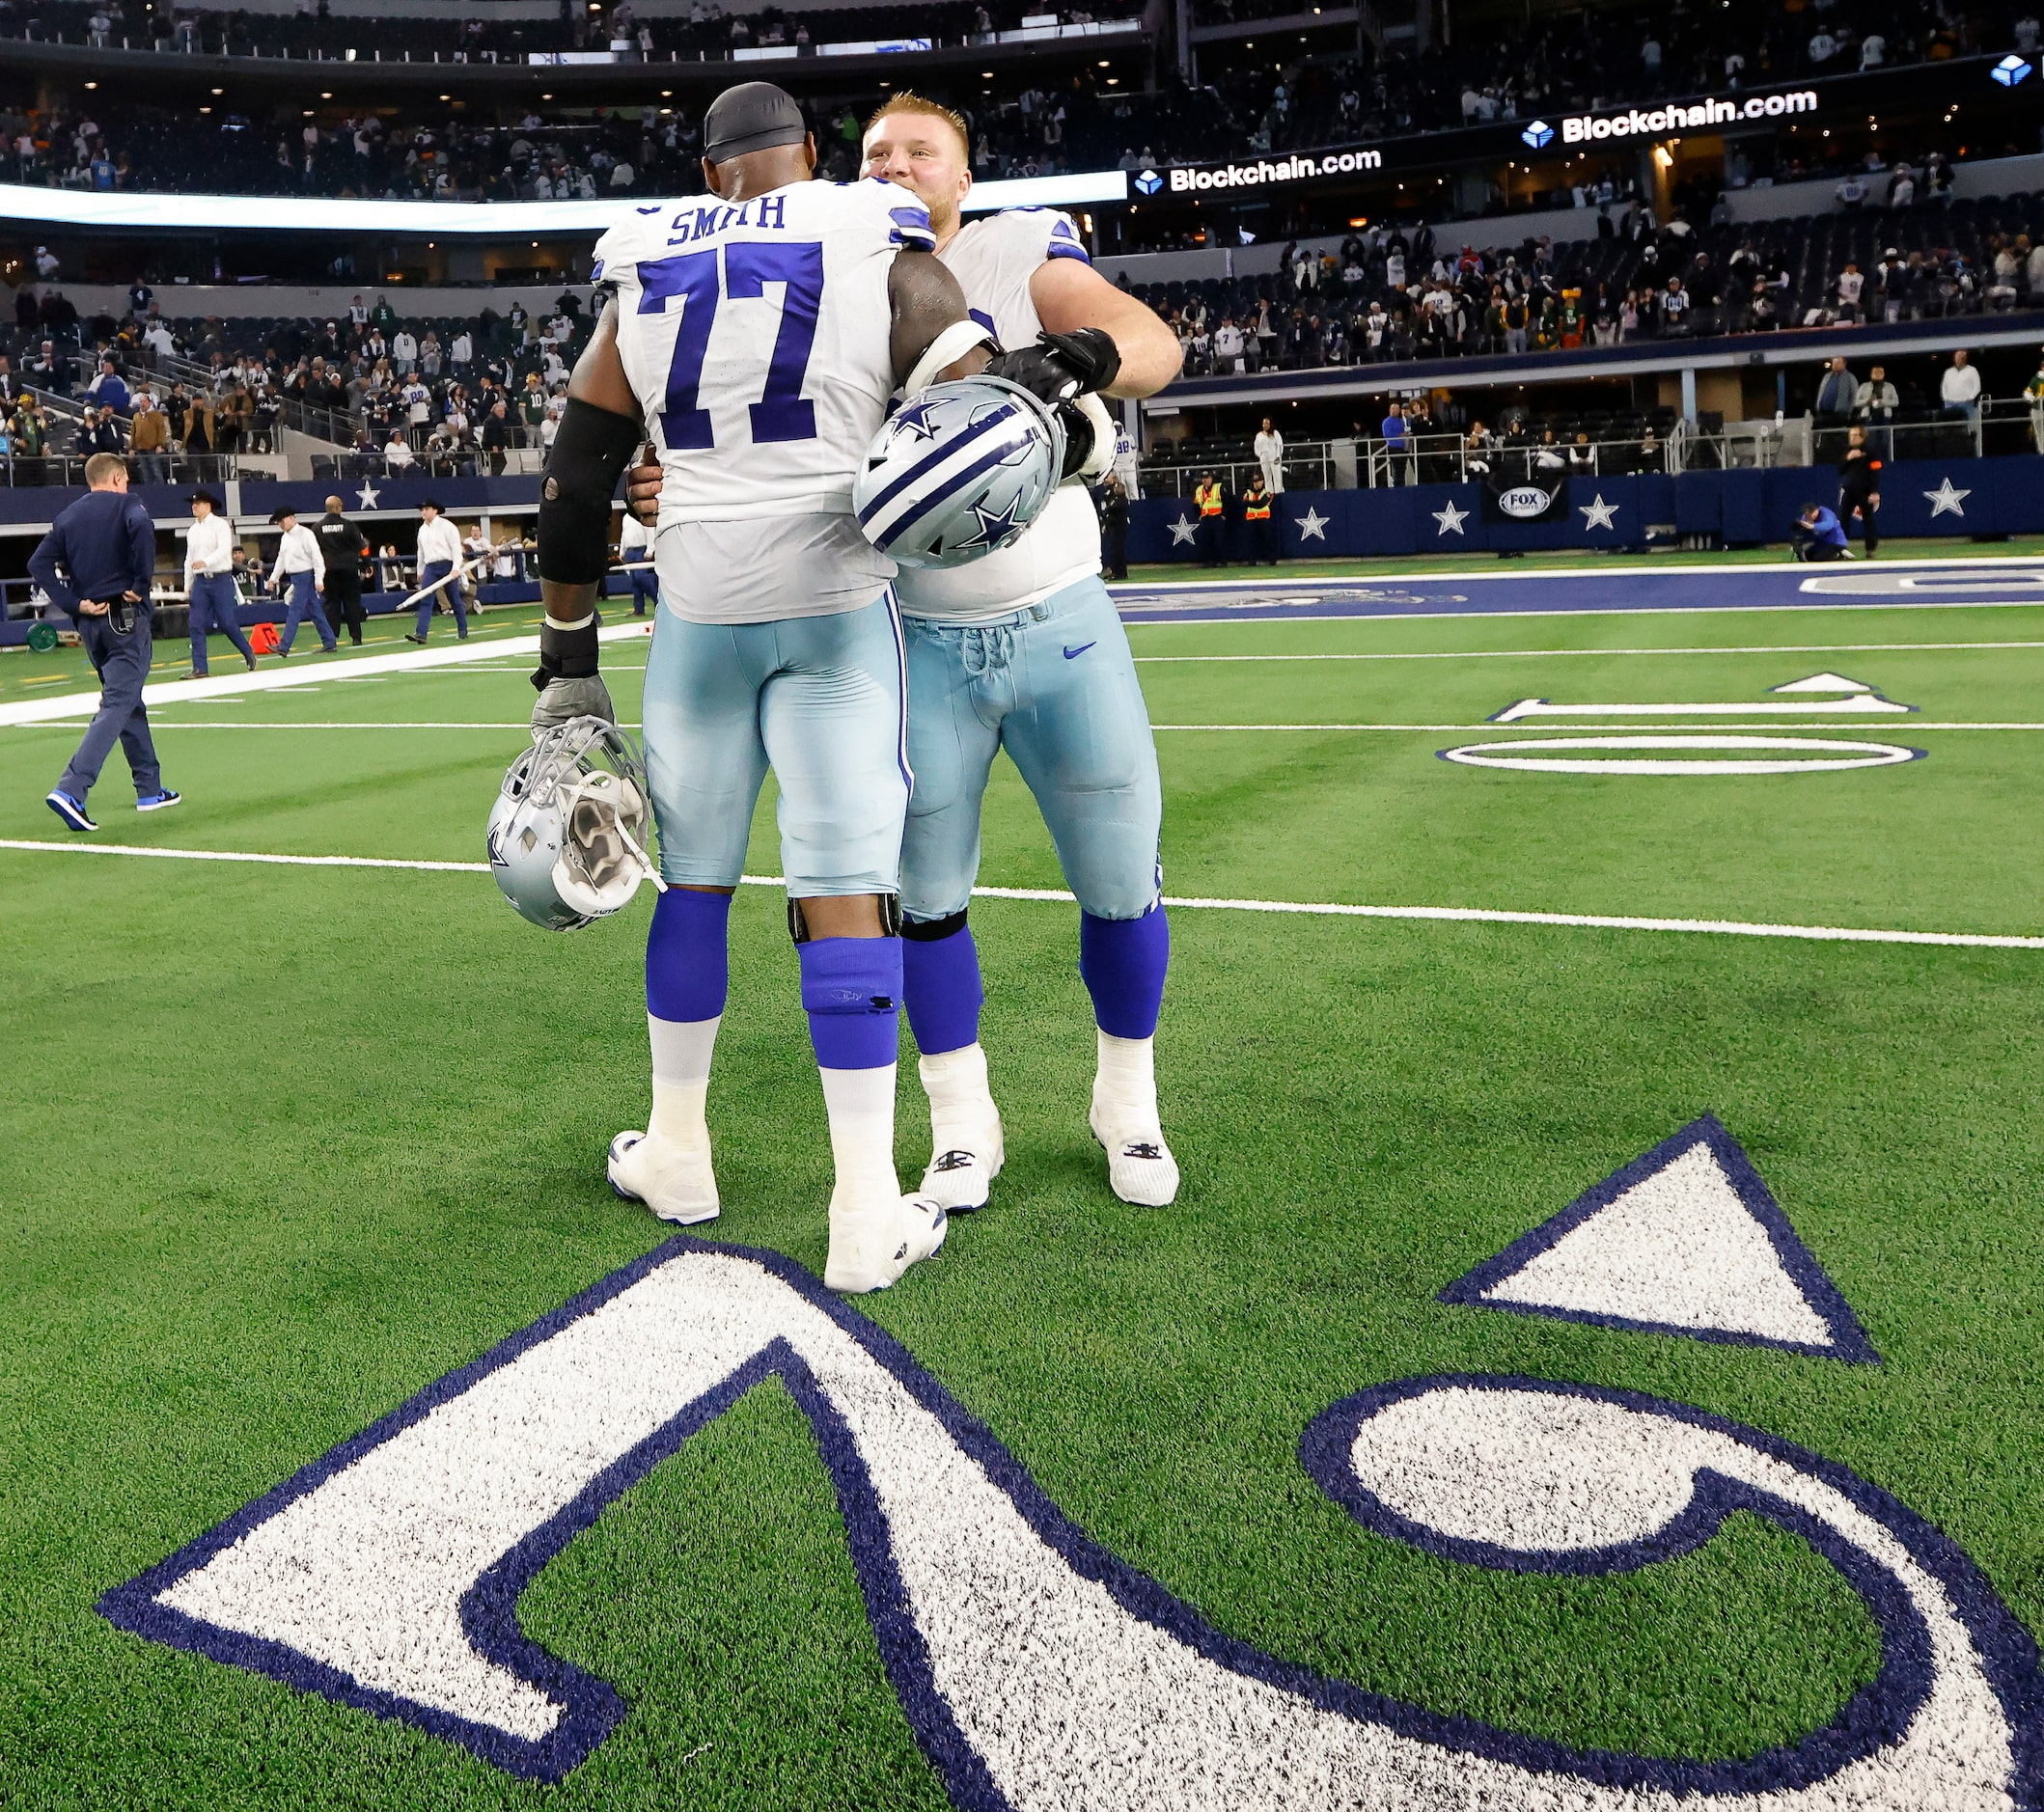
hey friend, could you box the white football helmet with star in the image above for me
[853,375,1065,570]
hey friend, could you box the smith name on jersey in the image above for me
[895,206,1104,624]
[594,178,933,620]
[596,178,933,523]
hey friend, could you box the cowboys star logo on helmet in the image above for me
[853,374,1065,569]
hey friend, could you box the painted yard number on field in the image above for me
[98,1164,2038,1808]
[1445,674,1928,774]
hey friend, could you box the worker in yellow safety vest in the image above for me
[1241,474,1277,565]
[1193,471,1227,567]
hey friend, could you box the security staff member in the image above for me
[316,495,371,645]
[619,508,657,617]
[405,498,467,644]
[35,452,180,831]
[182,488,257,677]
[1097,472,1130,581]
[1837,426,1882,559]
[270,506,335,656]
[1193,469,1226,567]
[1241,473,1278,565]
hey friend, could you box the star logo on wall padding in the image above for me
[1922,477,1971,517]
[1432,500,1468,535]
[1578,492,1620,531]
[356,482,381,508]
[1169,515,1199,545]
[1294,507,1330,541]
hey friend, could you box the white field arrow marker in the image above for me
[1773,673,1873,694]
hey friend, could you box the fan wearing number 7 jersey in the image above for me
[528,81,1008,1294]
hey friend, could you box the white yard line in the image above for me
[1134,641,2044,664]
[1491,697,1913,722]
[11,720,2043,732]
[4,837,2038,951]
[0,621,655,728]
[1119,554,2044,587]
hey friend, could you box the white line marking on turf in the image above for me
[1119,554,2044,588]
[1440,736,1922,776]
[1491,697,1913,723]
[0,621,652,728]
[16,720,2044,732]
[1131,641,2044,663]
[6,839,2038,949]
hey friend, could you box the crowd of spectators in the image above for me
[0,0,2035,208]
[0,75,1205,201]
[0,282,594,480]
[1197,0,2039,150]
[1130,178,2044,376]
[0,0,1143,62]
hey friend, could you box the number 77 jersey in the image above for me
[594,178,934,525]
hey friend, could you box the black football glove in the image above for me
[985,327,1121,406]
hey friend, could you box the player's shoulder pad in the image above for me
[859,176,936,252]
[984,204,1090,265]
[591,206,667,284]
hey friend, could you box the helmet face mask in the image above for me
[853,374,1066,570]
[488,718,659,930]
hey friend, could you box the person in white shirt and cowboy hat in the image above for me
[182,489,256,677]
[405,498,468,645]
[268,506,335,658]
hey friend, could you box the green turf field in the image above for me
[4,590,2041,1809]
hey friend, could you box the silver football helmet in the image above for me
[487,716,663,930]
[853,374,1065,570]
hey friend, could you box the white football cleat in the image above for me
[1089,1101,1180,1207]
[918,1045,1005,1212]
[920,1121,1004,1214]
[607,1130,720,1225]
[824,1193,948,1294]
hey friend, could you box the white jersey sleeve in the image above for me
[596,178,932,525]
[894,207,1105,622]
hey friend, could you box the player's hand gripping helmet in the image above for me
[487,716,665,930]
[853,374,1066,569]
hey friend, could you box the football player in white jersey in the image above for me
[861,95,1186,1212]
[529,82,1000,1293]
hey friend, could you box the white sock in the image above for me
[921,1043,996,1132]
[820,1062,899,1205]
[1092,1029,1160,1137]
[648,1012,719,1148]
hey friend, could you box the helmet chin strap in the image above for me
[612,817,669,894]
[903,318,999,396]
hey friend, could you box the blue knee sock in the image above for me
[646,889,731,1022]
[800,936,902,1071]
[900,918,983,1057]
[1078,907,1170,1040]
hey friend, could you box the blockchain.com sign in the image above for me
[1559,87,1819,143]
[1167,149,1384,194]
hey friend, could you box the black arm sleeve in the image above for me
[536,396,643,585]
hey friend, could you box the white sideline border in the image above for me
[4,838,2038,951]
[14,720,2042,732]
[0,621,653,729]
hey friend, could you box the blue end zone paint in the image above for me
[1109,560,2044,626]
[1438,1113,1882,1362]
[97,1237,2043,1806]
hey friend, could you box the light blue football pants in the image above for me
[640,591,910,895]
[900,575,1162,922]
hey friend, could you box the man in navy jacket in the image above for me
[33,453,178,831]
